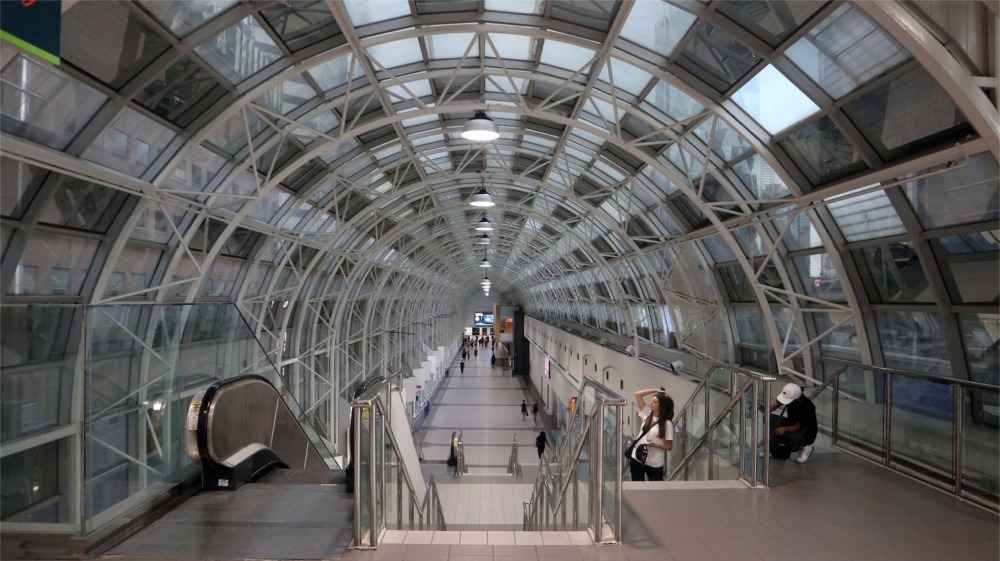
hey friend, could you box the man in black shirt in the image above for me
[769,383,818,463]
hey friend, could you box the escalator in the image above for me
[106,375,354,560]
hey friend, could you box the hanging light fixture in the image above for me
[476,233,491,245]
[479,248,491,268]
[469,173,495,207]
[474,217,494,231]
[461,110,499,141]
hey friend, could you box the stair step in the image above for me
[381,529,594,546]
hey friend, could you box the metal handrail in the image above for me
[507,434,521,476]
[352,373,444,547]
[822,358,999,391]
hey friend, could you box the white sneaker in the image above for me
[796,445,814,463]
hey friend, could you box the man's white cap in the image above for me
[777,383,802,405]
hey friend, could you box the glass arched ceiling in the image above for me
[1,0,997,388]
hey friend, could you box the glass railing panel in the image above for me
[810,381,835,449]
[889,374,955,491]
[741,389,760,482]
[574,423,592,531]
[707,403,742,480]
[356,406,373,546]
[961,386,999,507]
[384,442,400,529]
[836,367,885,461]
[599,405,619,541]
[374,408,385,535]
[708,368,735,422]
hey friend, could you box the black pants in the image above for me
[629,458,664,481]
[769,413,809,457]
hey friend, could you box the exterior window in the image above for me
[107,271,126,296]
[136,140,150,165]
[49,267,71,295]
[14,264,37,294]
[130,273,146,293]
[136,208,148,229]
[110,129,129,158]
[154,210,168,233]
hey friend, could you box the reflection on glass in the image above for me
[856,243,932,303]
[194,16,281,85]
[0,54,107,150]
[889,375,955,491]
[779,116,867,186]
[835,368,885,461]
[619,1,696,57]
[875,310,952,375]
[785,3,910,100]
[961,386,999,507]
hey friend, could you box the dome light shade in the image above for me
[477,233,491,245]
[469,188,495,207]
[474,217,494,231]
[480,257,491,268]
[461,110,500,141]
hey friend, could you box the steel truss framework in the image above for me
[0,0,996,534]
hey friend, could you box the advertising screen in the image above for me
[473,311,494,326]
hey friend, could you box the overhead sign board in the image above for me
[1,0,62,64]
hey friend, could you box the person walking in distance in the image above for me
[532,400,539,422]
[535,431,550,459]
[521,400,528,421]
[459,360,465,374]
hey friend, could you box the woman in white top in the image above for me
[629,388,674,481]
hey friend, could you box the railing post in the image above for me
[749,378,758,487]
[353,405,362,546]
[369,407,378,547]
[884,371,893,468]
[593,403,604,541]
[953,382,963,497]
[763,379,771,488]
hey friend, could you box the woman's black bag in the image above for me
[624,423,653,461]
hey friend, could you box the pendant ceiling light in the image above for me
[469,174,495,207]
[479,247,491,268]
[461,110,499,141]
[474,217,494,231]
[476,233,491,245]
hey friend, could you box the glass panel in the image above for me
[792,254,843,300]
[134,56,229,128]
[718,0,824,46]
[961,385,999,507]
[734,306,767,346]
[836,367,885,462]
[485,0,544,15]
[550,0,617,31]
[779,116,867,186]
[732,65,819,134]
[63,1,169,89]
[854,242,932,303]
[889,375,955,491]
[309,54,365,92]
[260,1,341,53]
[366,38,423,68]
[875,310,951,375]
[104,244,162,299]
[82,108,177,177]
[255,74,315,115]
[707,398,742,480]
[1,53,107,150]
[427,33,478,60]
[827,188,906,242]
[0,437,71,523]
[677,22,759,92]
[845,68,970,162]
[11,231,98,296]
[356,405,372,545]
[644,80,703,124]
[540,39,594,73]
[0,157,44,219]
[597,57,652,96]
[785,3,910,100]
[33,175,126,233]
[344,0,410,26]
[903,153,1000,230]
[139,0,238,37]
[619,1,696,57]
[193,16,281,85]
[958,313,1000,389]
[599,405,619,541]
[733,154,791,200]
